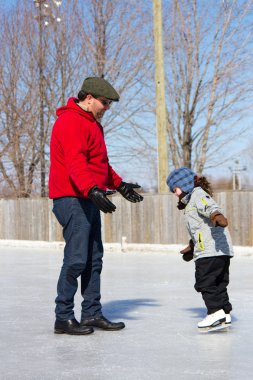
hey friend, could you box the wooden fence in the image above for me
[0,192,252,246]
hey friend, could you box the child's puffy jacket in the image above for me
[183,187,234,260]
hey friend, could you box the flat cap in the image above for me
[81,77,120,101]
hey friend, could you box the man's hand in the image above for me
[210,211,228,227]
[88,187,116,213]
[180,239,194,262]
[117,181,144,203]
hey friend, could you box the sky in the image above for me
[0,0,15,9]
[1,0,252,191]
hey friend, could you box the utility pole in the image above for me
[229,159,247,190]
[153,0,168,193]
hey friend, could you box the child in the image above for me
[166,167,234,330]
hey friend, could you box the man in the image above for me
[49,77,143,335]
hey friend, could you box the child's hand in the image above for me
[210,211,228,227]
[180,239,194,261]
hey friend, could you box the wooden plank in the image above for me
[0,192,253,246]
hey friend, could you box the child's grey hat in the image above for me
[166,167,197,194]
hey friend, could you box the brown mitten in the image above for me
[210,211,228,227]
[180,239,194,262]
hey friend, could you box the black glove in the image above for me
[88,187,116,213]
[177,192,187,210]
[180,239,194,262]
[117,181,144,203]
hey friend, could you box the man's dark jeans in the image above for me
[52,197,103,321]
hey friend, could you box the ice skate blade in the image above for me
[198,323,230,333]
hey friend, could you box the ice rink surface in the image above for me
[0,245,253,380]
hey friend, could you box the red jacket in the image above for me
[49,97,122,199]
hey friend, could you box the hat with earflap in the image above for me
[166,167,197,194]
[80,77,120,101]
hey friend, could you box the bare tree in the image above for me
[75,0,156,178]
[0,1,68,197]
[0,6,39,197]
[0,0,155,197]
[163,0,253,174]
[31,0,83,196]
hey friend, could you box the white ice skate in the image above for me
[198,310,227,332]
[225,313,231,325]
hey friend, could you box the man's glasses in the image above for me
[96,97,112,107]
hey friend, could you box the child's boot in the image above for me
[225,313,231,325]
[198,309,226,328]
